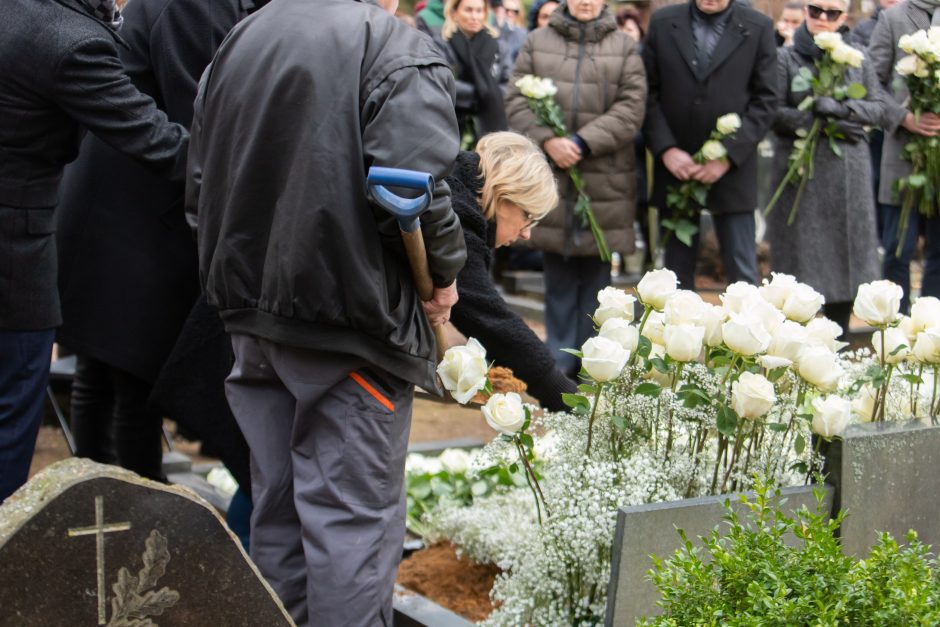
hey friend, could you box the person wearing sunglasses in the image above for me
[446,132,578,410]
[765,0,891,335]
[869,0,940,313]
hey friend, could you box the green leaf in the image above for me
[675,219,699,247]
[637,335,653,359]
[768,422,788,432]
[610,414,629,432]
[717,406,738,436]
[578,383,597,395]
[900,373,924,385]
[562,393,591,410]
[909,174,927,188]
[635,382,663,397]
[519,433,534,448]
[470,480,489,497]
[889,343,909,356]
[650,357,670,374]
[767,366,789,382]
[560,348,583,358]
[846,82,867,99]
[795,433,806,456]
[508,462,519,473]
[791,74,811,93]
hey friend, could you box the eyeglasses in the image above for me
[806,5,844,20]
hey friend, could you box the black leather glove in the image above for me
[830,120,867,144]
[814,96,851,119]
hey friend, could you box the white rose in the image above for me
[702,303,727,347]
[831,43,863,68]
[731,372,776,419]
[599,317,639,352]
[781,283,825,323]
[908,29,931,55]
[896,54,920,76]
[913,328,940,364]
[911,296,940,332]
[740,295,786,335]
[700,139,727,161]
[851,384,877,423]
[929,26,940,44]
[915,57,932,78]
[515,75,539,97]
[853,280,903,327]
[805,317,848,352]
[814,31,843,52]
[716,113,742,136]
[663,323,705,362]
[721,281,764,314]
[798,345,843,392]
[872,326,910,364]
[437,338,489,404]
[636,268,678,310]
[439,448,472,474]
[538,77,558,98]
[759,272,798,309]
[481,392,527,435]
[898,314,917,343]
[812,395,852,438]
[594,286,637,325]
[641,310,667,346]
[405,453,442,475]
[759,355,793,370]
[581,336,630,382]
[722,311,772,356]
[768,320,809,364]
[664,289,707,326]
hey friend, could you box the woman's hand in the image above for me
[544,137,583,169]
[422,281,459,327]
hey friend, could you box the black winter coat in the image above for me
[642,1,777,214]
[0,0,188,330]
[55,0,251,381]
[191,0,467,392]
[447,153,576,411]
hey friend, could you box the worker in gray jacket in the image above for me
[187,0,466,623]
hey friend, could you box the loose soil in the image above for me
[396,543,498,622]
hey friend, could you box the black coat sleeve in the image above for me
[450,225,576,411]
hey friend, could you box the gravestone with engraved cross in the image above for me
[0,459,294,627]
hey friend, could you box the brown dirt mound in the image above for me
[396,543,498,622]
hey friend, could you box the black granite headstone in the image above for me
[0,459,293,627]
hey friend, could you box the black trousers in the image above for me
[664,211,759,289]
[70,354,163,480]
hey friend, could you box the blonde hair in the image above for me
[475,132,559,221]
[442,0,500,40]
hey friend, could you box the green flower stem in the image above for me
[585,384,605,456]
[764,118,822,222]
[931,366,939,422]
[709,435,726,495]
[515,437,547,525]
[628,306,653,366]
[664,362,684,463]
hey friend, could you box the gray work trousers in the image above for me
[226,333,414,627]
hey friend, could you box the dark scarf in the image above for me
[79,0,123,30]
[792,22,852,61]
[449,30,508,134]
[911,0,940,25]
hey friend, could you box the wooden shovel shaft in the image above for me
[400,228,449,361]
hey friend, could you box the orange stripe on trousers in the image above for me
[348,372,394,412]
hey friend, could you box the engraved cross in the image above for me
[67,495,132,625]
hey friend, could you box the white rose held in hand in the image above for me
[599,317,639,352]
[814,31,842,51]
[872,327,911,364]
[700,139,727,161]
[781,283,825,323]
[594,286,636,325]
[663,323,705,362]
[636,269,678,310]
[722,311,772,356]
[812,395,852,438]
[798,345,843,392]
[731,372,776,419]
[854,280,903,327]
[716,113,742,136]
[481,392,527,435]
[581,336,629,382]
[437,338,489,404]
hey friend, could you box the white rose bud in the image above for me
[805,317,848,352]
[722,311,772,356]
[759,272,798,310]
[851,384,877,423]
[581,336,630,382]
[911,296,940,332]
[481,393,527,435]
[439,448,472,474]
[781,283,825,323]
[663,323,705,362]
[913,328,940,364]
[731,372,776,419]
[437,338,489,404]
[872,326,911,364]
[715,112,742,136]
[664,289,708,326]
[594,286,637,325]
[702,303,727,347]
[636,269,678,310]
[599,317,640,352]
[853,280,903,327]
[812,395,852,439]
[721,281,764,314]
[700,139,727,161]
[814,31,843,51]
[798,345,843,392]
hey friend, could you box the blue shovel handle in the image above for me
[366,167,434,233]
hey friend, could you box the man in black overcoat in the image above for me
[55,0,258,481]
[643,0,777,288]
